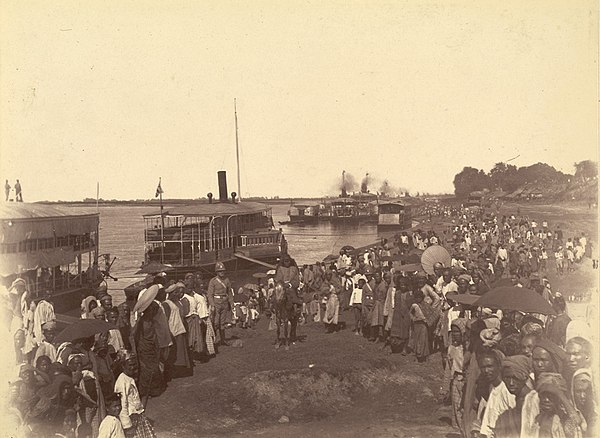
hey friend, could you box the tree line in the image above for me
[453,160,598,198]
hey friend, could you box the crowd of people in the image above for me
[300,257,597,437]
[3,202,597,438]
[4,267,230,437]
[285,207,597,437]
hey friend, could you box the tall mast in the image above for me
[159,177,164,263]
[234,98,241,201]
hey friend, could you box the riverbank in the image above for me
[139,201,598,437]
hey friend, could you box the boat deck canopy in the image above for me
[0,203,99,244]
[143,201,270,218]
[0,203,99,276]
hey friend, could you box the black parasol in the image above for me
[55,319,115,344]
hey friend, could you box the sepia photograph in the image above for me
[0,1,598,437]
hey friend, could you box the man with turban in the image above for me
[520,338,575,438]
[495,355,533,437]
[32,290,55,346]
[33,320,58,363]
[528,373,583,438]
[571,368,597,437]
[532,338,567,376]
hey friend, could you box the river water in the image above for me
[68,203,379,289]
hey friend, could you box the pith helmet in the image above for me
[215,262,226,272]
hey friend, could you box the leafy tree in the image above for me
[517,163,568,184]
[574,160,598,182]
[489,162,521,192]
[453,167,490,198]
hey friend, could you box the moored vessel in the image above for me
[0,203,104,312]
[377,200,413,231]
[287,203,322,224]
[125,171,284,298]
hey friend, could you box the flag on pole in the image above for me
[155,179,163,198]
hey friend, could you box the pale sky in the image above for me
[0,0,597,201]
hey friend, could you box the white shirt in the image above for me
[480,381,515,437]
[107,329,125,354]
[114,373,144,429]
[435,277,458,297]
[497,248,508,261]
[349,287,363,305]
[98,415,126,438]
[195,294,209,318]
[183,293,199,317]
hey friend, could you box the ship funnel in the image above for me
[217,171,228,202]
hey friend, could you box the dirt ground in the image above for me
[146,313,459,438]
[144,202,598,438]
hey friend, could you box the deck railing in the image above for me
[241,231,281,247]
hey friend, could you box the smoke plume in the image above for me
[337,172,358,194]
[361,173,372,193]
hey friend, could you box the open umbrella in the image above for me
[491,277,514,288]
[135,261,174,275]
[473,286,556,315]
[253,272,268,279]
[421,246,452,275]
[394,262,423,272]
[244,283,260,291]
[446,293,479,306]
[55,319,115,344]
[341,245,355,252]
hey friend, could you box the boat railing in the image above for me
[240,230,281,247]
[21,269,94,299]
[0,233,97,254]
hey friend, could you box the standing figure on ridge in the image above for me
[4,179,11,201]
[15,179,22,202]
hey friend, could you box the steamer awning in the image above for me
[0,203,99,276]
[143,201,270,218]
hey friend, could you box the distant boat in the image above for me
[287,203,322,224]
[377,200,413,231]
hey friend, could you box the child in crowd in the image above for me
[34,320,58,363]
[98,394,126,438]
[248,298,259,327]
[55,409,77,438]
[114,351,157,438]
[445,319,467,430]
[106,308,126,357]
[349,277,365,335]
[309,294,320,323]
